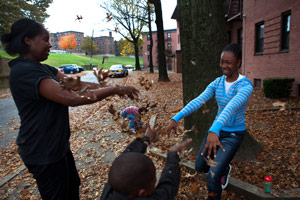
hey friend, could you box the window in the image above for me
[254,78,262,88]
[281,11,290,51]
[237,28,243,49]
[167,32,171,39]
[147,34,150,40]
[147,45,151,51]
[148,55,150,61]
[255,22,264,54]
[167,43,171,50]
[227,31,231,44]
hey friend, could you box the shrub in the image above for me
[263,78,295,98]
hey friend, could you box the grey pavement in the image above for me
[0,97,19,149]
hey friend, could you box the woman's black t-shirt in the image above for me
[9,57,70,165]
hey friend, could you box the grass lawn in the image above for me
[0,50,142,69]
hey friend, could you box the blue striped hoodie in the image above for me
[172,75,253,136]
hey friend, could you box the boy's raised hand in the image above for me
[145,123,159,143]
[169,138,192,152]
[166,119,178,136]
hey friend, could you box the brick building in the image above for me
[50,31,84,54]
[50,31,116,56]
[242,0,300,96]
[93,32,115,56]
[170,0,300,96]
[142,29,179,71]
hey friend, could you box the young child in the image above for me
[101,126,192,200]
[121,106,146,133]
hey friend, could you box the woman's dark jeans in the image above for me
[195,130,245,200]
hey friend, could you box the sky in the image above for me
[44,0,177,40]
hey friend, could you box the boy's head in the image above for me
[108,152,156,198]
[138,107,147,114]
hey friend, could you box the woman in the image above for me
[166,43,253,200]
[1,18,139,200]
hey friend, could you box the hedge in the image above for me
[263,78,294,98]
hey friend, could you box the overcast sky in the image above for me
[44,0,177,40]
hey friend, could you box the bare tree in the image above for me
[149,0,169,81]
[101,0,148,70]
[146,1,154,73]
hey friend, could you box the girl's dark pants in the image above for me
[195,130,245,200]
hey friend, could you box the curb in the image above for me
[148,147,300,200]
[0,165,26,188]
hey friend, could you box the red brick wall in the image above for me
[142,29,178,71]
[242,0,300,96]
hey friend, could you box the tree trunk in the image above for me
[150,0,169,81]
[134,41,141,70]
[147,2,154,73]
[178,0,262,160]
[178,0,226,150]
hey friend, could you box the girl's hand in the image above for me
[201,132,225,158]
[166,119,178,136]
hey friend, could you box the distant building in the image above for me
[50,31,116,56]
[142,29,179,71]
[93,32,115,56]
[50,31,84,54]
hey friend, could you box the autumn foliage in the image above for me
[58,34,77,51]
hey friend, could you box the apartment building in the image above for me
[50,31,84,54]
[142,29,179,71]
[93,32,115,56]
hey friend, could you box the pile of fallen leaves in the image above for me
[1,70,299,200]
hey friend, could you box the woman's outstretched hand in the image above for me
[201,132,225,158]
[166,119,178,136]
[115,85,139,100]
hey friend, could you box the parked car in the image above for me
[125,65,134,71]
[58,64,78,74]
[70,64,84,73]
[76,65,84,72]
[109,64,128,77]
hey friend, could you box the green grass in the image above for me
[0,50,142,69]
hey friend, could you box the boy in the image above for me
[121,106,146,133]
[101,127,192,200]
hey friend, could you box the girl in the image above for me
[166,43,253,200]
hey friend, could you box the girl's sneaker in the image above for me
[130,128,136,134]
[221,164,232,189]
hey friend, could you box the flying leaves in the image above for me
[93,68,109,85]
[1,71,300,200]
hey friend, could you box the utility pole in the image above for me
[90,29,94,69]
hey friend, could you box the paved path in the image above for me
[0,97,19,149]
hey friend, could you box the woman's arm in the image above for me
[56,70,101,89]
[38,77,139,107]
